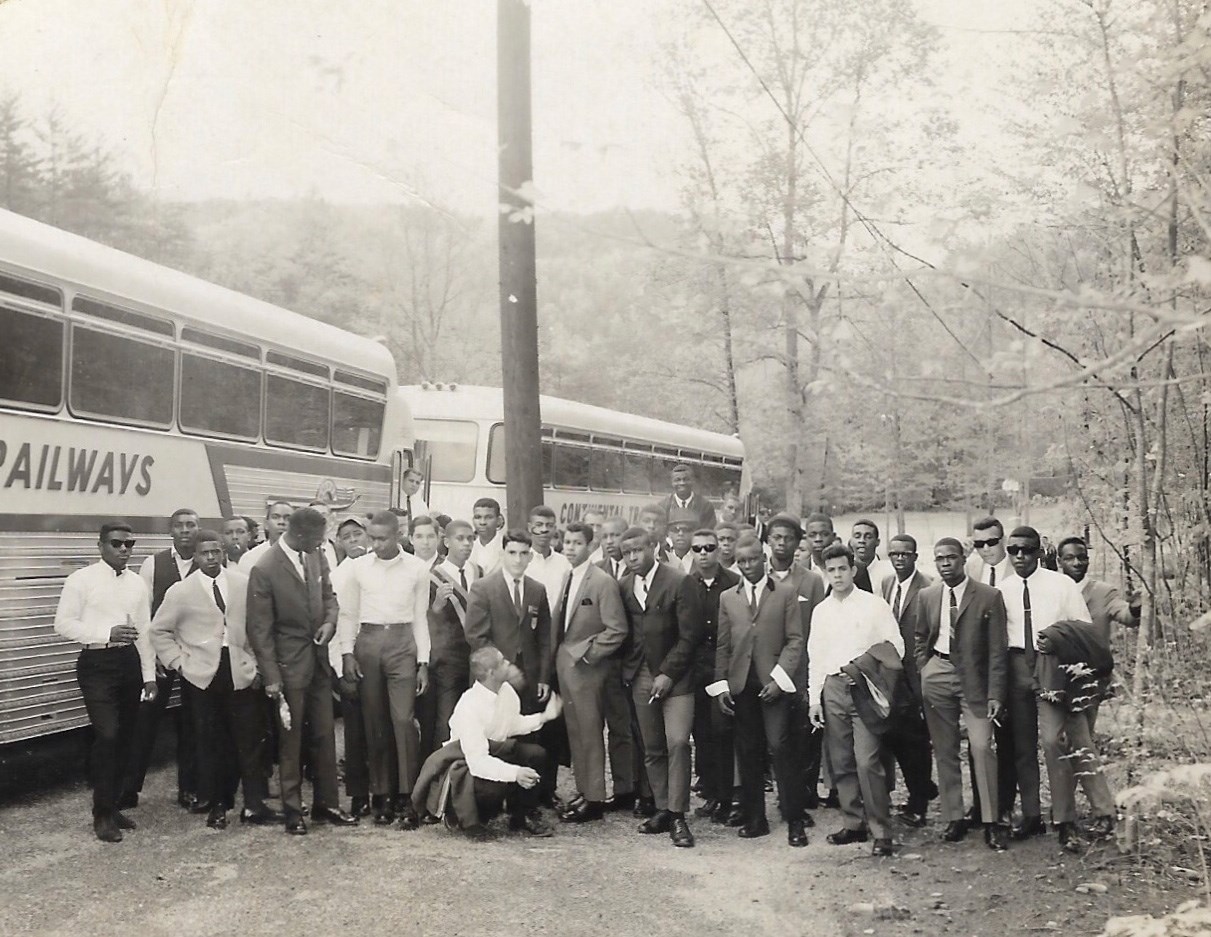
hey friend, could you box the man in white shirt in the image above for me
[239,500,293,573]
[998,525,1095,849]
[337,510,431,829]
[470,497,505,574]
[54,521,158,843]
[808,543,904,857]
[525,505,572,616]
[446,646,562,837]
[401,467,430,527]
[966,516,1011,587]
[803,513,835,577]
[850,519,894,593]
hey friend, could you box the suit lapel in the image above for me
[955,582,976,623]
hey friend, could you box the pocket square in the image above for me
[580,597,594,606]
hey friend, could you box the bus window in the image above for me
[265,374,330,451]
[332,392,384,459]
[623,448,651,494]
[722,464,743,495]
[651,455,679,495]
[180,352,261,440]
[554,443,591,490]
[416,419,478,482]
[542,440,554,486]
[0,305,62,409]
[487,423,506,483]
[70,325,174,426]
[590,448,624,492]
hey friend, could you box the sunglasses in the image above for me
[1005,545,1038,556]
[972,537,1002,549]
[690,544,718,553]
[107,538,137,550]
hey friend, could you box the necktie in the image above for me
[560,575,573,631]
[988,566,996,587]
[636,576,647,610]
[513,578,523,614]
[893,582,903,620]
[213,580,226,614]
[747,582,759,618]
[406,494,413,518]
[1022,579,1034,666]
[459,567,468,591]
[949,586,958,630]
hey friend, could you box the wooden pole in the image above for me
[497,0,543,526]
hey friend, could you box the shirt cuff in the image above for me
[417,656,430,666]
[770,664,795,694]
[705,679,729,697]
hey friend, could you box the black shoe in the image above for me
[285,814,308,835]
[633,796,656,818]
[560,801,605,823]
[349,796,371,818]
[691,779,703,795]
[638,809,672,834]
[240,807,285,825]
[694,798,720,819]
[207,809,228,830]
[188,800,214,816]
[419,810,440,825]
[1011,815,1047,840]
[558,794,587,819]
[821,790,842,809]
[313,806,359,826]
[1090,815,1116,839]
[724,804,746,828]
[942,821,967,842]
[373,808,394,826]
[606,792,636,813]
[871,838,894,857]
[538,792,563,811]
[800,809,816,828]
[509,809,554,837]
[93,814,122,843]
[738,818,771,839]
[396,803,419,831]
[1057,821,1083,853]
[711,800,733,823]
[826,827,870,845]
[985,823,1008,851]
[112,810,136,831]
[897,805,927,828]
[788,819,808,847]
[117,792,138,810]
[670,817,695,848]
[926,781,940,801]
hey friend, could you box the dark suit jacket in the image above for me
[911,579,1008,716]
[782,565,827,689]
[715,578,803,695]
[880,568,933,699]
[553,562,628,669]
[595,556,627,581]
[619,562,703,696]
[465,573,553,697]
[246,543,338,690]
[689,567,741,685]
[663,492,717,530]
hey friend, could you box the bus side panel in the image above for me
[424,482,655,529]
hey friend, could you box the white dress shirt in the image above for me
[437,558,479,589]
[671,549,694,574]
[966,553,1011,588]
[446,681,545,782]
[526,548,572,617]
[55,561,156,682]
[807,587,903,707]
[204,568,230,648]
[934,577,969,656]
[335,549,431,661]
[602,556,626,580]
[470,530,504,576]
[632,561,659,610]
[404,493,431,520]
[998,566,1090,650]
[139,547,194,589]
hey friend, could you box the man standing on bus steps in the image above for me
[401,468,430,530]
[470,498,505,574]
[246,507,357,834]
[123,507,200,811]
[663,463,717,531]
[54,521,158,843]
[239,501,294,573]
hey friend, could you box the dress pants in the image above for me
[733,674,799,824]
[557,652,612,802]
[472,740,546,821]
[354,624,420,797]
[335,674,371,799]
[884,688,936,814]
[693,685,734,805]
[417,656,469,760]
[77,645,142,816]
[280,659,340,815]
[122,667,197,800]
[604,659,642,798]
[185,649,269,812]
[1000,650,1040,817]
[920,655,998,823]
[822,673,892,839]
[631,665,694,814]
[1038,700,1115,823]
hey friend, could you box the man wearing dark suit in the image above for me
[552,523,628,822]
[662,463,717,531]
[709,535,807,847]
[123,507,200,810]
[912,537,1009,850]
[879,534,938,827]
[619,527,703,848]
[150,530,281,830]
[246,507,357,834]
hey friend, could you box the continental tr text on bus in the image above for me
[0,442,154,495]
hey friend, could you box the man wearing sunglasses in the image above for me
[996,525,1092,847]
[54,522,158,842]
[965,516,1011,588]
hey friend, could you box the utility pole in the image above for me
[497,0,543,525]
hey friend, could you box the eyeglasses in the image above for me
[107,538,137,549]
[1005,545,1038,556]
[887,551,915,558]
[972,537,1002,549]
[690,544,717,554]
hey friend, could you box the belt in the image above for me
[82,642,129,650]
[1009,647,1026,654]
[931,649,951,661]
[359,622,409,630]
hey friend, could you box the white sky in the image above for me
[0,0,1043,218]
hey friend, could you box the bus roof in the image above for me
[400,384,745,458]
[0,208,395,380]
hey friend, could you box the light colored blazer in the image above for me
[151,568,259,692]
[553,562,628,667]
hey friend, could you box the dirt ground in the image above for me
[0,720,1197,937]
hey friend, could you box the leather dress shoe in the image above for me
[1057,821,1083,853]
[711,800,733,823]
[724,805,746,828]
[285,814,308,835]
[897,805,927,828]
[350,796,371,818]
[207,809,228,830]
[826,827,870,845]
[871,838,895,857]
[112,811,137,831]
[509,809,554,837]
[396,803,420,831]
[942,820,967,842]
[117,791,138,810]
[313,806,359,826]
[799,809,816,827]
[560,800,605,823]
[189,801,214,816]
[419,810,440,825]
[694,798,720,819]
[605,792,635,813]
[1011,815,1047,840]
[820,790,842,809]
[738,818,771,839]
[94,814,122,843]
[633,796,656,818]
[1090,814,1116,839]
[559,794,587,818]
[985,823,1009,851]
[638,809,672,834]
[240,807,285,825]
[177,791,199,810]
[787,819,808,848]
[372,795,395,826]
[670,817,695,848]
